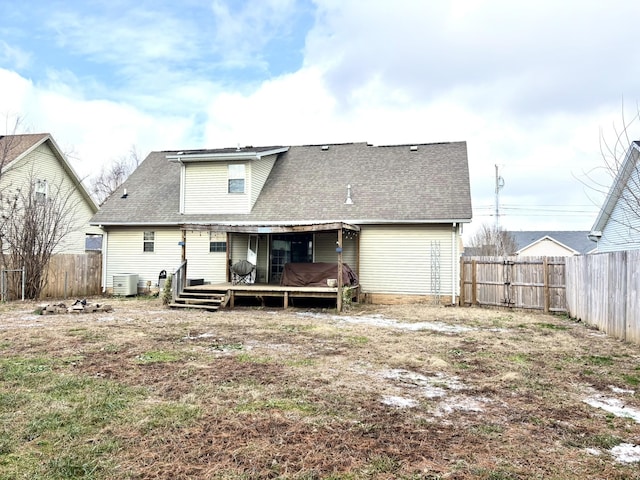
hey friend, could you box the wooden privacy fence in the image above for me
[41,253,102,299]
[566,251,640,344]
[460,256,567,313]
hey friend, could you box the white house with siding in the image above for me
[0,133,100,254]
[589,141,640,252]
[510,231,594,256]
[91,142,472,304]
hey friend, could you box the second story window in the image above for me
[35,179,48,202]
[228,164,245,193]
[143,231,155,252]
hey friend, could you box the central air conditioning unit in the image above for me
[113,273,138,296]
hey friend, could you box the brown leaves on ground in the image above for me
[1,298,640,479]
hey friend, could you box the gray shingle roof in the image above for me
[510,231,594,254]
[91,141,472,226]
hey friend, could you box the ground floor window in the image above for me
[143,231,155,252]
[209,242,226,253]
[209,232,227,252]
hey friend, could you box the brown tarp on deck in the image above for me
[280,262,358,287]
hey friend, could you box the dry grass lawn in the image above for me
[0,297,639,479]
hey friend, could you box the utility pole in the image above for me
[495,164,504,228]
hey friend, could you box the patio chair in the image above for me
[230,259,255,285]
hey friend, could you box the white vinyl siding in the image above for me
[518,240,576,257]
[105,228,182,288]
[314,232,357,270]
[183,162,249,214]
[229,234,249,265]
[597,166,640,252]
[1,143,98,254]
[250,154,277,208]
[185,231,227,284]
[359,225,454,295]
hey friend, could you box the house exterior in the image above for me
[510,231,594,256]
[90,142,472,304]
[0,133,101,254]
[589,141,640,252]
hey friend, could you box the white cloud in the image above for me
[0,40,30,70]
[2,0,640,236]
[0,67,196,181]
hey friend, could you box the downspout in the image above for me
[179,163,186,214]
[101,230,108,293]
[451,223,457,305]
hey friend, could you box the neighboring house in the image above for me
[589,141,640,252]
[0,133,101,254]
[509,231,594,256]
[90,142,472,303]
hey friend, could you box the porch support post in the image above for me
[181,229,187,289]
[337,228,343,312]
[226,232,231,283]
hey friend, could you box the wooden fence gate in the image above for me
[460,256,567,313]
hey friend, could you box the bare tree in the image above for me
[90,145,140,205]
[0,172,81,299]
[579,104,640,240]
[467,223,518,256]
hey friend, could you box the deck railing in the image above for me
[172,260,187,303]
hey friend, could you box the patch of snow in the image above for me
[584,447,601,456]
[609,385,635,395]
[382,369,466,397]
[296,312,472,333]
[584,396,640,423]
[610,443,640,463]
[183,333,215,340]
[434,395,489,416]
[381,395,418,408]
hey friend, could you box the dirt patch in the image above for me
[1,298,639,479]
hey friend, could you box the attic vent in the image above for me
[410,145,418,151]
[321,145,329,151]
[344,184,353,205]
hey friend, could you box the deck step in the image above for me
[169,288,227,312]
[168,302,220,312]
[179,292,226,299]
[172,296,224,305]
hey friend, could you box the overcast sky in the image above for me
[1,0,639,239]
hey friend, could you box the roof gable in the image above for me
[0,133,98,213]
[510,231,593,254]
[590,141,640,238]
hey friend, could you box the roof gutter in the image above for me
[166,147,289,163]
[90,218,473,228]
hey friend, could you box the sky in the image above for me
[1,0,640,241]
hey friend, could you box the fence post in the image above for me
[543,257,550,313]
[459,257,465,306]
[471,259,477,306]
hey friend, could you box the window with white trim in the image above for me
[35,179,48,202]
[143,231,155,252]
[228,164,245,193]
[209,232,227,252]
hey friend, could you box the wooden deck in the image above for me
[188,282,356,308]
